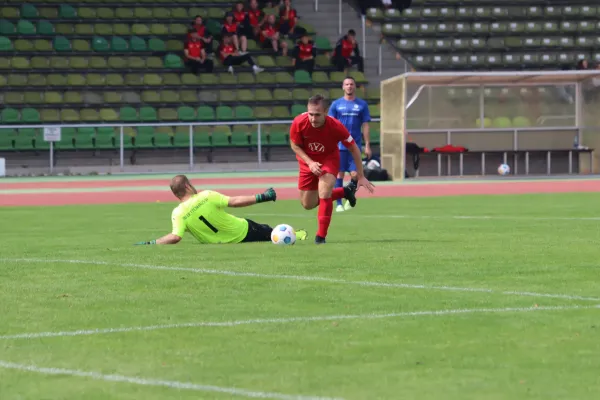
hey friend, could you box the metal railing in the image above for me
[2,118,383,173]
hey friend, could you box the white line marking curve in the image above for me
[2,258,599,303]
[247,213,600,222]
[0,305,597,341]
[0,360,342,400]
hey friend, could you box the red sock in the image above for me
[332,187,345,201]
[317,197,333,238]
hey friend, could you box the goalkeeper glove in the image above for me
[255,187,277,203]
[134,240,157,245]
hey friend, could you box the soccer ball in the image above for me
[271,224,296,245]
[497,163,511,176]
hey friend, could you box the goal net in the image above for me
[380,70,600,180]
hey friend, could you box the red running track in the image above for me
[2,179,600,207]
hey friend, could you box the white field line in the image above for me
[3,258,599,303]
[0,360,342,400]
[247,213,600,222]
[0,305,597,341]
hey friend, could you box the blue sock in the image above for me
[335,178,344,206]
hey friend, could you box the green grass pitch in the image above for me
[1,193,600,399]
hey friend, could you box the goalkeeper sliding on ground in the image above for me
[134,174,307,245]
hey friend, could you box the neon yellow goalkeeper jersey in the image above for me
[171,190,249,244]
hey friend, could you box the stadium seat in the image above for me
[0,1,373,147]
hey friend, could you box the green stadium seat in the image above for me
[234,105,253,120]
[1,108,20,124]
[197,106,215,121]
[37,20,54,35]
[119,106,138,122]
[140,106,157,122]
[294,70,311,84]
[92,36,110,52]
[231,125,250,146]
[315,36,331,51]
[21,108,40,123]
[17,20,36,35]
[212,126,231,147]
[291,104,305,117]
[53,36,71,52]
[216,106,234,121]
[130,36,147,51]
[177,106,196,121]
[268,126,288,145]
[75,23,94,35]
[0,130,15,151]
[134,127,155,148]
[0,36,11,51]
[77,127,97,150]
[164,54,183,69]
[111,37,129,52]
[272,106,290,119]
[78,7,96,19]
[59,5,77,19]
[148,38,166,51]
[0,20,16,35]
[253,107,272,119]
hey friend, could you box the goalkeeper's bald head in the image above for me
[170,175,197,200]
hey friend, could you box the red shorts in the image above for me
[297,156,340,191]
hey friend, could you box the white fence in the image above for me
[2,118,382,173]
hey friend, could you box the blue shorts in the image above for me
[339,150,357,173]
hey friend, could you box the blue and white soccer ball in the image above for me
[498,163,511,176]
[271,224,296,245]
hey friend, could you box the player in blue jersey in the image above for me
[328,76,372,212]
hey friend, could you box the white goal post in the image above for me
[380,70,600,180]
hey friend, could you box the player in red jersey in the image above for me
[290,94,375,244]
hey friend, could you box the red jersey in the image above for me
[222,21,239,34]
[219,43,235,62]
[296,41,315,60]
[290,113,354,162]
[185,40,203,58]
[193,24,206,38]
[248,9,262,26]
[336,36,355,58]
[279,7,297,28]
[233,10,247,24]
[260,22,277,41]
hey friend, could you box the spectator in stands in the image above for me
[232,2,252,41]
[278,0,298,38]
[577,59,589,70]
[222,12,248,54]
[246,0,266,40]
[190,16,213,56]
[332,29,364,73]
[292,33,316,75]
[219,33,264,74]
[184,30,214,74]
[260,14,288,56]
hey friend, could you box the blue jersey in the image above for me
[328,97,371,151]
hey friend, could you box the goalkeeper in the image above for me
[135,174,307,245]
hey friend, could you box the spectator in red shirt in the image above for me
[292,33,316,75]
[278,0,298,37]
[222,12,248,54]
[184,30,214,73]
[246,0,266,39]
[189,15,213,56]
[332,29,364,73]
[219,33,264,74]
[259,14,288,56]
